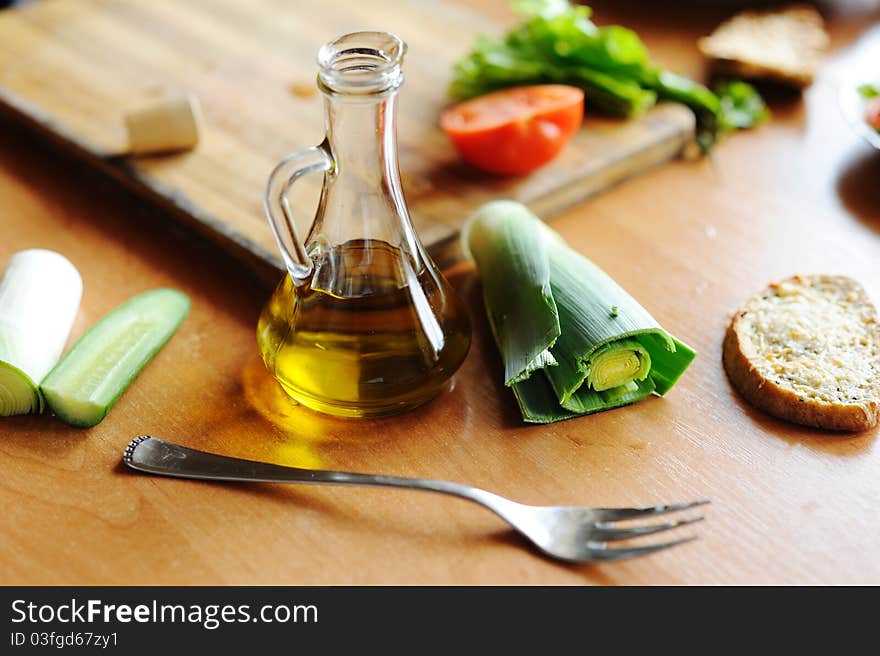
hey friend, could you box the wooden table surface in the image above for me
[2,0,879,585]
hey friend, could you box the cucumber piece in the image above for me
[40,288,190,427]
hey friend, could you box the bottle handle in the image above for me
[263,144,334,284]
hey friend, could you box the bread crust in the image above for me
[723,275,880,432]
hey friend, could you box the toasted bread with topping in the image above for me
[723,275,880,431]
[698,5,829,88]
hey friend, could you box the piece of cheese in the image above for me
[124,92,202,156]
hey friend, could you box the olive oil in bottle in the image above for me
[257,240,471,418]
[259,32,472,417]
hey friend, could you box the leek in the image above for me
[463,204,560,384]
[465,201,696,423]
[0,249,83,416]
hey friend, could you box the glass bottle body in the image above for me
[257,32,471,418]
[258,239,471,417]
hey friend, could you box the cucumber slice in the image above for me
[40,288,190,427]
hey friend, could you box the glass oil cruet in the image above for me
[257,31,472,418]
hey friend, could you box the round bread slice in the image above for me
[723,275,880,431]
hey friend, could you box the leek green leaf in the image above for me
[464,201,560,386]
[512,372,577,424]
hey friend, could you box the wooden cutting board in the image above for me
[0,0,694,281]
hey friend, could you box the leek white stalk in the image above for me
[0,249,82,415]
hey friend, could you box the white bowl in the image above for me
[839,80,880,150]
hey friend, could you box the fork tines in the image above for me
[587,499,710,561]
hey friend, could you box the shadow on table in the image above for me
[458,275,531,431]
[722,376,877,456]
[0,414,92,454]
[836,146,880,229]
[485,528,621,582]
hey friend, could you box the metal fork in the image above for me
[123,435,707,563]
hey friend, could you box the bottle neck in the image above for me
[316,28,405,188]
[306,30,430,296]
[323,91,400,196]
[310,82,422,261]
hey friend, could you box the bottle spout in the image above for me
[317,32,406,97]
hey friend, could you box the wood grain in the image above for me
[0,0,693,282]
[0,0,879,585]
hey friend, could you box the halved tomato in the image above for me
[440,85,584,176]
[866,96,880,131]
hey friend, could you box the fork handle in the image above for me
[124,436,510,513]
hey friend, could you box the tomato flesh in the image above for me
[440,85,584,176]
[866,97,880,131]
